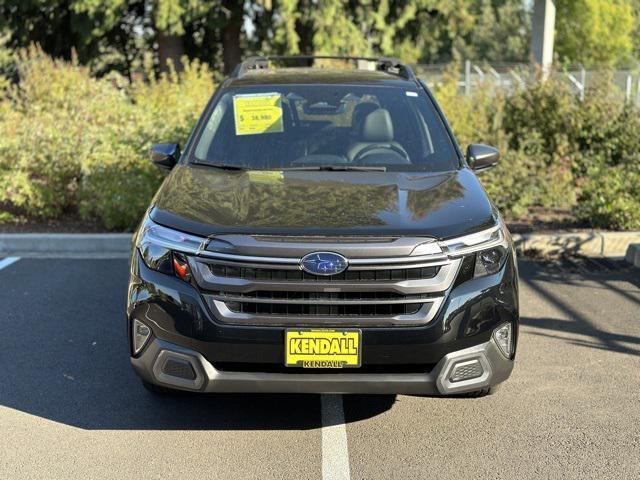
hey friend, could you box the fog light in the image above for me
[493,323,513,358]
[132,319,151,355]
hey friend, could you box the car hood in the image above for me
[150,164,497,240]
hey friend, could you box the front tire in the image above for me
[461,385,500,398]
[141,379,177,395]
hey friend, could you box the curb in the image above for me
[0,231,639,261]
[0,234,132,258]
[625,244,640,268]
[511,231,640,259]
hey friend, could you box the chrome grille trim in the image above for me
[199,235,443,259]
[207,298,445,327]
[206,291,439,305]
[194,250,449,267]
[206,263,440,280]
[186,234,465,327]
[190,257,461,296]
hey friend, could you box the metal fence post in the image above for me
[488,67,502,87]
[465,60,471,96]
[567,71,584,101]
[626,73,632,103]
[473,64,485,83]
[579,65,586,101]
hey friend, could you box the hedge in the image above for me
[0,49,638,230]
[0,47,214,230]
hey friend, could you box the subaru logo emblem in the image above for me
[300,252,349,276]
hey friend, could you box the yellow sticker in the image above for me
[248,170,284,183]
[233,93,284,135]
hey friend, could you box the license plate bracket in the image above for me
[284,329,362,368]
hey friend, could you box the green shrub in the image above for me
[0,51,638,231]
[0,48,119,217]
[575,164,640,230]
[433,69,579,218]
[78,60,214,230]
[503,74,579,158]
[431,67,640,229]
[482,136,575,219]
[432,66,504,147]
[0,48,215,230]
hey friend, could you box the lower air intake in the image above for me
[449,359,484,382]
[162,358,197,380]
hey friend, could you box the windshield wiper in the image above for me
[283,165,387,172]
[197,162,247,170]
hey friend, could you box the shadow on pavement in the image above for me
[519,260,640,357]
[0,334,397,430]
[0,258,396,431]
[522,317,640,356]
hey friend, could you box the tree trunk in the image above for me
[295,0,314,56]
[157,32,185,73]
[222,0,243,74]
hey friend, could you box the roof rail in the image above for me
[232,55,416,81]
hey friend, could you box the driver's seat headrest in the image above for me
[362,109,394,142]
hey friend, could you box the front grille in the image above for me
[213,290,438,302]
[225,302,422,316]
[191,237,461,326]
[208,264,439,282]
[214,290,434,317]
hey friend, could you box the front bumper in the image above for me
[127,232,519,394]
[131,336,514,395]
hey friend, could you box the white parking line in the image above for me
[321,394,351,480]
[0,256,20,271]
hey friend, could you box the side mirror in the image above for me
[467,144,499,171]
[150,143,180,170]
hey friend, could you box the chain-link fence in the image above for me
[415,61,640,103]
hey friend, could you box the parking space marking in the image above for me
[0,256,20,271]
[321,394,351,480]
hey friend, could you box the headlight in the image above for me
[474,245,507,277]
[440,224,504,257]
[440,223,510,284]
[136,217,204,280]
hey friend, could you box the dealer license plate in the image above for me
[284,329,361,368]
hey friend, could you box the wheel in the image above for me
[141,379,177,395]
[461,385,500,398]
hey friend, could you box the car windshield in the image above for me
[192,84,459,172]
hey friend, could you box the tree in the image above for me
[0,0,89,61]
[72,0,150,79]
[459,0,531,63]
[260,0,529,64]
[154,0,187,71]
[221,0,244,74]
[555,0,635,66]
[151,0,245,75]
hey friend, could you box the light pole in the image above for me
[530,0,556,76]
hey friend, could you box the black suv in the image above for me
[128,56,518,396]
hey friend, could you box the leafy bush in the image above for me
[432,67,639,229]
[0,48,214,230]
[0,51,638,230]
[575,165,640,230]
[0,48,116,217]
[80,60,214,229]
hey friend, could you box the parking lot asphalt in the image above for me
[0,257,638,479]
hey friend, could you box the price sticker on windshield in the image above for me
[233,93,284,136]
